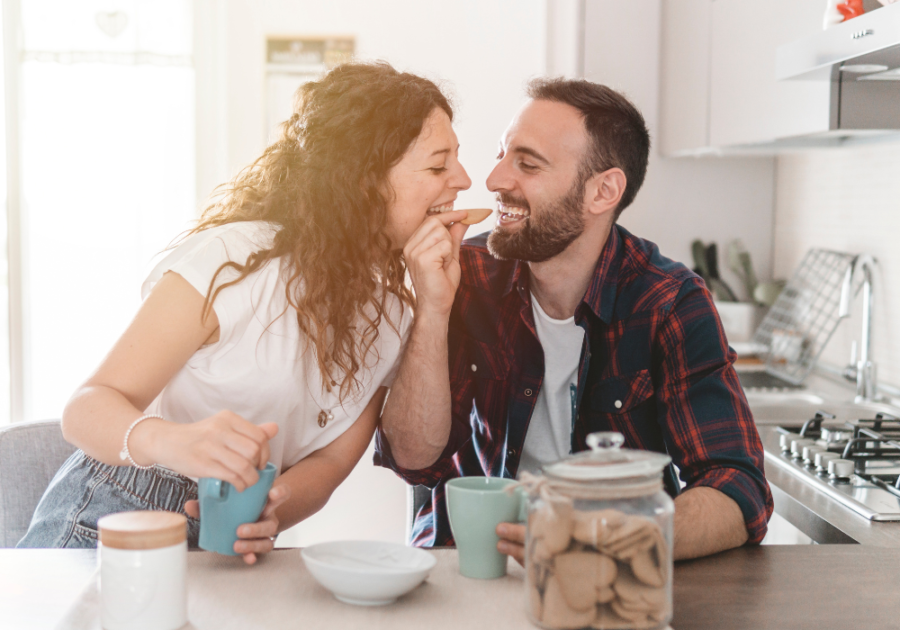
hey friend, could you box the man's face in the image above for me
[486,99,590,263]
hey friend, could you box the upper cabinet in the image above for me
[660,0,832,155]
[659,0,713,156]
[709,0,830,148]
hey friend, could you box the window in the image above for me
[3,0,195,423]
[0,5,8,425]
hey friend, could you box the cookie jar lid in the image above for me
[98,511,187,550]
[542,432,671,482]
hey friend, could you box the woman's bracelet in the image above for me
[119,414,165,470]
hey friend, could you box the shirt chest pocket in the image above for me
[451,337,509,428]
[462,337,509,381]
[584,369,655,430]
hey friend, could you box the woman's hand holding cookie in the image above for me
[403,211,469,318]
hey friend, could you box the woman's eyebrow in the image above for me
[428,143,460,158]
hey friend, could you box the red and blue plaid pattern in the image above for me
[375,225,773,547]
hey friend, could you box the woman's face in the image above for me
[384,108,472,248]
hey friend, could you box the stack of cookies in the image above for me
[526,505,669,629]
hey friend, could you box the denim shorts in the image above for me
[16,449,200,549]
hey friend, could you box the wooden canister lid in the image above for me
[98,511,187,550]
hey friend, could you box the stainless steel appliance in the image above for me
[777,2,900,134]
[774,412,900,521]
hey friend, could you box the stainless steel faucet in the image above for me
[839,254,879,402]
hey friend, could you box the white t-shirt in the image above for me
[517,294,585,477]
[141,221,411,473]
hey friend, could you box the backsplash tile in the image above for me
[774,140,900,389]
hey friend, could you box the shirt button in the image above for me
[471,364,477,372]
[614,400,623,409]
[508,448,515,458]
[524,388,533,397]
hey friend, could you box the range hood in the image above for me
[776,2,900,133]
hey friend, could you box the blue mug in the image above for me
[198,462,277,555]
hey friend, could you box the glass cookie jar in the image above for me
[523,432,674,630]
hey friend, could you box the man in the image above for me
[376,78,772,561]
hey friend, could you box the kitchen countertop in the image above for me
[5,546,900,630]
[673,545,900,630]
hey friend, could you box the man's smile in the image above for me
[498,203,530,226]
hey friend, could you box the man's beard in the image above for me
[487,176,586,263]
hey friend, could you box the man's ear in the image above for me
[585,167,627,217]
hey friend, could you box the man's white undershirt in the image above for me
[517,293,585,477]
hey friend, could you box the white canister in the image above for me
[98,511,188,630]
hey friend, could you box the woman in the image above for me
[17,61,472,563]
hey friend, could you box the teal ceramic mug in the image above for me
[446,477,526,579]
[198,462,276,555]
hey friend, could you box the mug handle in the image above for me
[203,479,227,501]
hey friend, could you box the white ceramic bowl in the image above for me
[301,540,437,606]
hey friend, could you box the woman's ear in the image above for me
[585,167,627,217]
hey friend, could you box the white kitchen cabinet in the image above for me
[708,0,830,147]
[659,0,713,155]
[659,0,833,153]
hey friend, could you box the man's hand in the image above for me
[496,522,526,566]
[403,210,469,317]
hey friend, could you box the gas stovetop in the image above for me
[775,412,900,521]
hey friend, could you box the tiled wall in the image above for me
[773,139,900,389]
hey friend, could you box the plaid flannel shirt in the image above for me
[375,225,773,547]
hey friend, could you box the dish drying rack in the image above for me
[752,248,861,385]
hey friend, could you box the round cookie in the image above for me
[592,604,633,629]
[542,574,599,630]
[603,515,650,547]
[596,585,615,604]
[629,525,668,587]
[531,501,574,556]
[610,599,652,625]
[460,208,493,225]
[554,552,602,611]
[572,509,626,547]
[612,564,667,623]
[630,546,665,588]
[594,553,618,589]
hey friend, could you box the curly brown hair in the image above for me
[190,61,453,402]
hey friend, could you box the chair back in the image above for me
[0,420,76,547]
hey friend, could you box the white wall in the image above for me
[546,0,584,77]
[774,140,900,389]
[201,0,546,547]
[582,0,777,299]
[212,0,545,217]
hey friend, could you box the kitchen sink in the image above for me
[744,391,824,407]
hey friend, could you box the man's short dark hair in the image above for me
[526,78,650,219]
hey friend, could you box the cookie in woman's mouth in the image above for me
[425,204,492,225]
